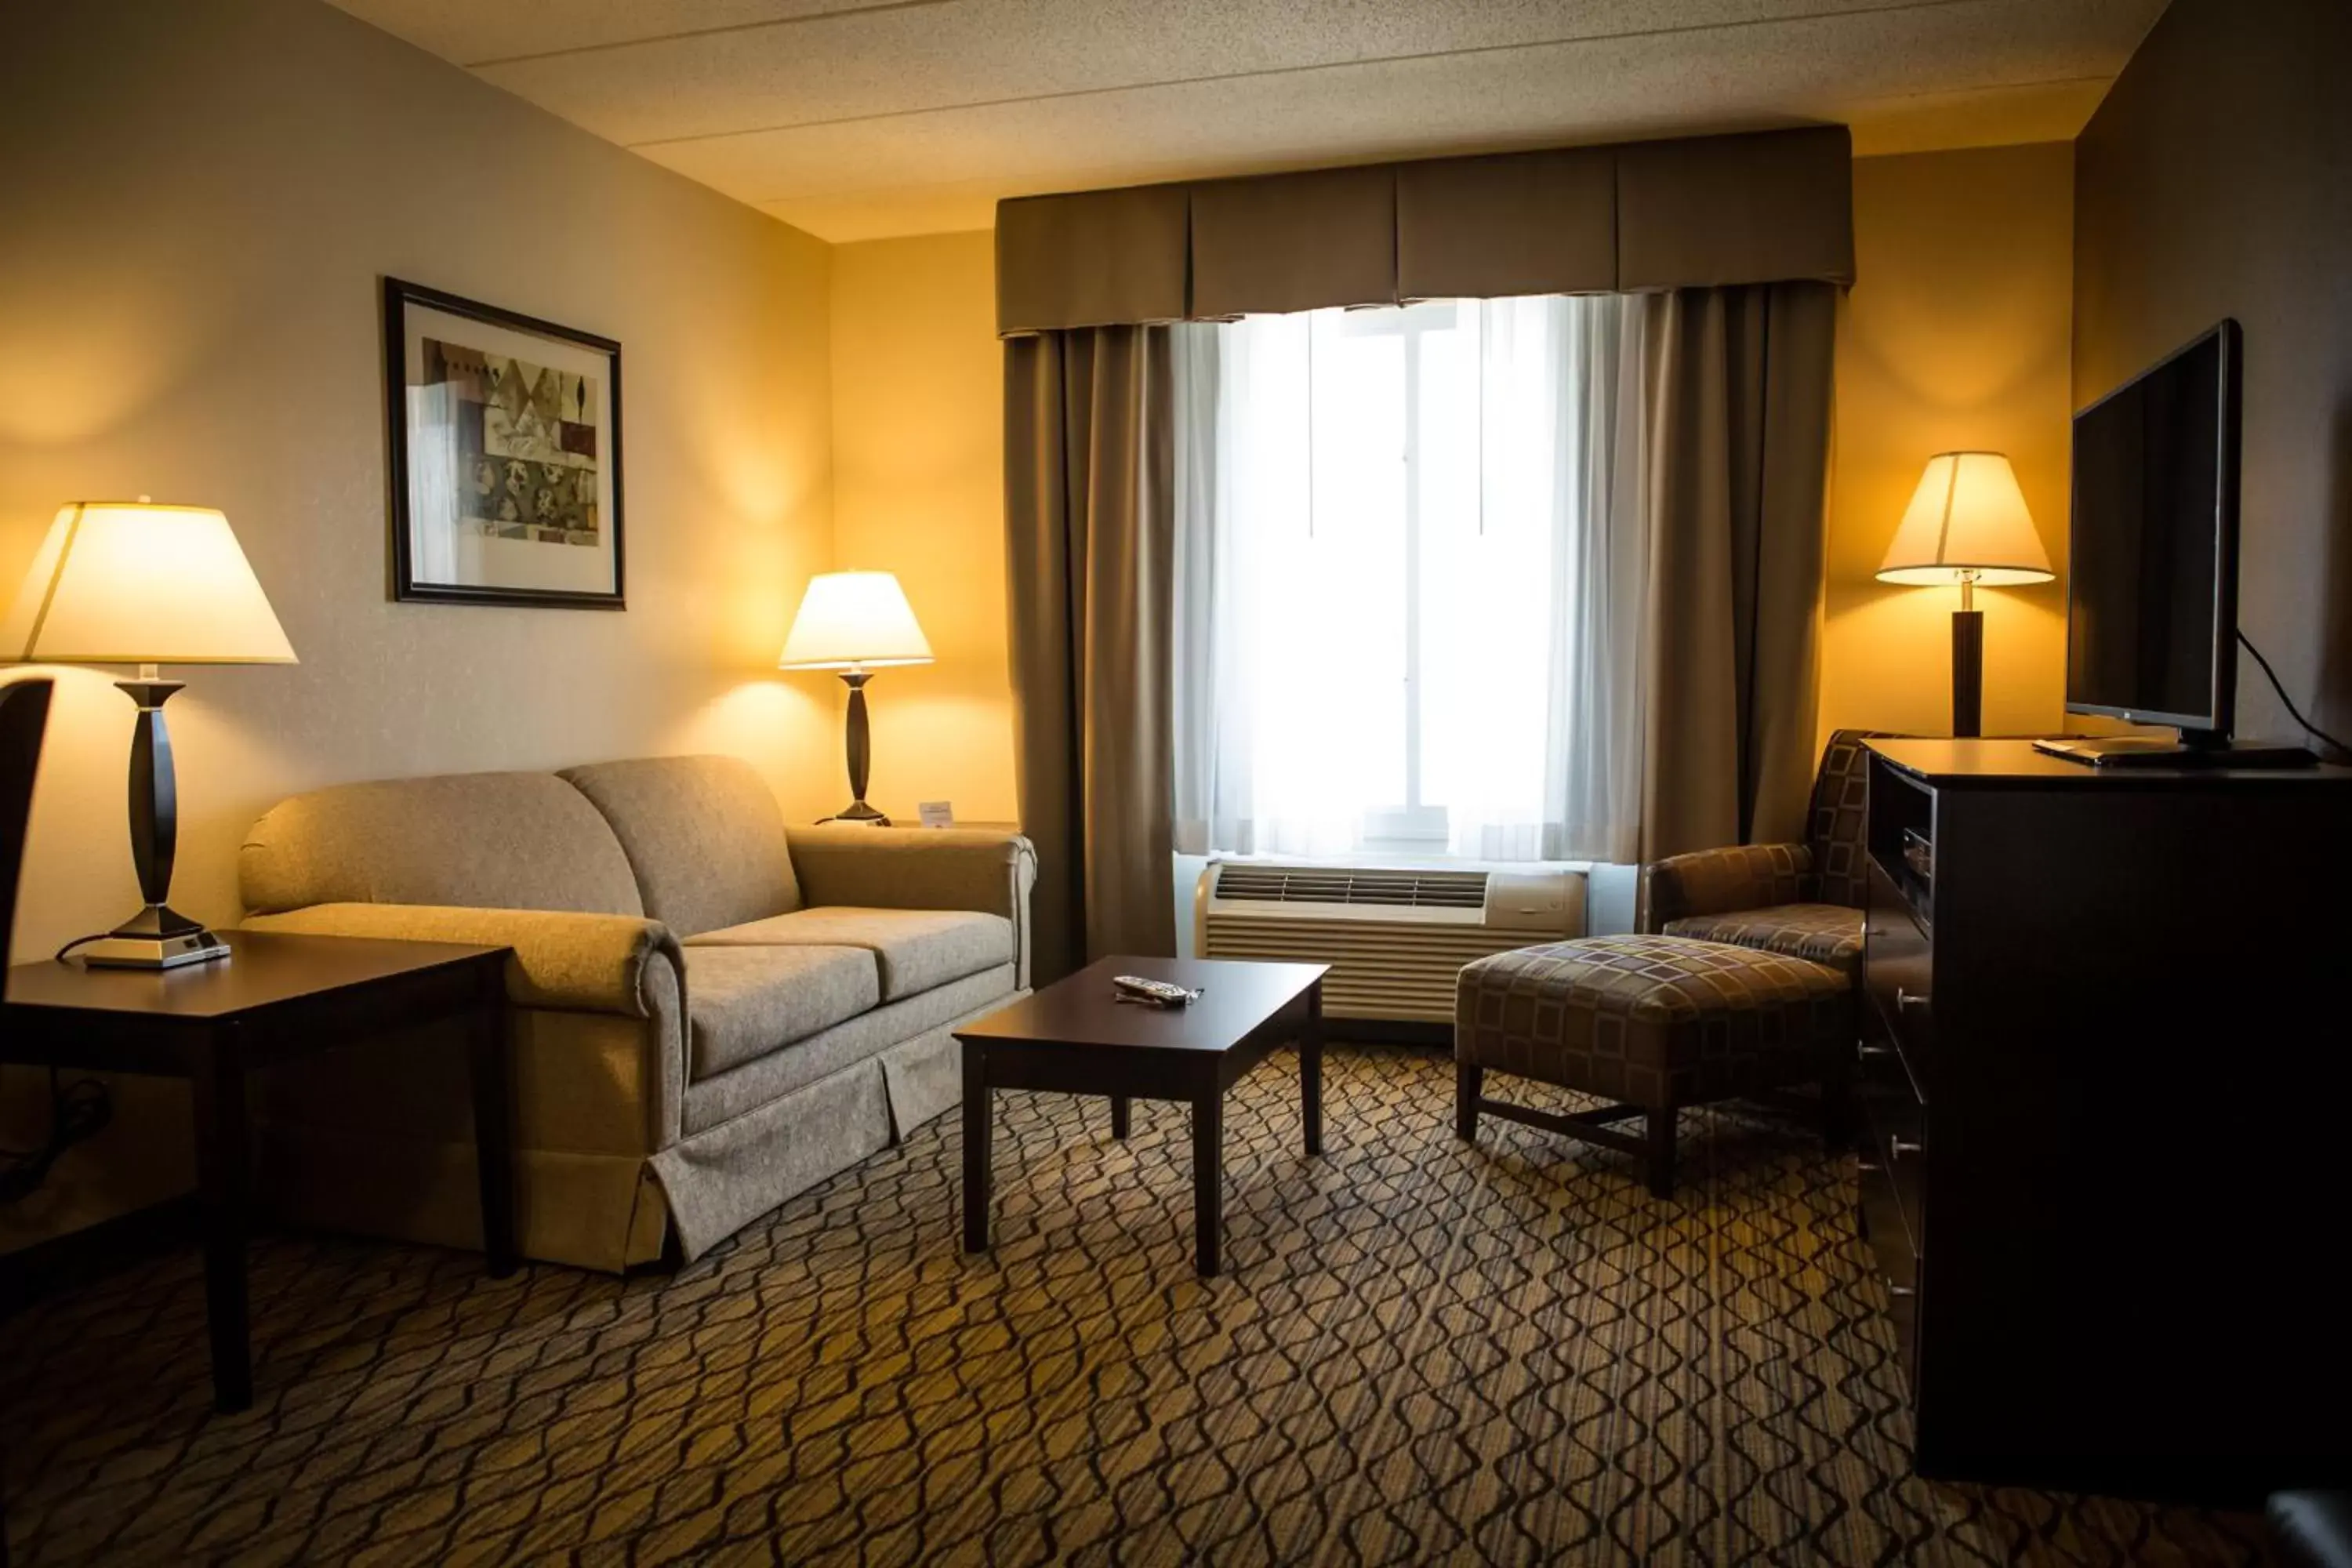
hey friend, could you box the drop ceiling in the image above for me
[327,0,2165,242]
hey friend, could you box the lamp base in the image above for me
[821,800,891,827]
[79,905,230,971]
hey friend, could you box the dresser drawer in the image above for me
[1856,1153,1918,1377]
[1864,857,1933,1081]
[1857,1025,1926,1255]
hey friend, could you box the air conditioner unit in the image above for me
[1195,861,1586,1023]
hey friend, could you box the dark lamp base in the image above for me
[822,800,891,826]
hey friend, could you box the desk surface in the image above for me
[3,930,506,1021]
[1867,736,2352,788]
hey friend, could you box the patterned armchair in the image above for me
[1640,730,1893,976]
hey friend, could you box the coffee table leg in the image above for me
[962,1041,992,1253]
[191,1028,253,1414]
[1301,981,1323,1158]
[1192,1087,1223,1277]
[1110,1095,1131,1140]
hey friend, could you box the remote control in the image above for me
[1113,975,1199,1008]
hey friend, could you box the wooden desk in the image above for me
[2,931,514,1412]
[1853,738,2352,1502]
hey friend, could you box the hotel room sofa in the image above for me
[235,755,1035,1272]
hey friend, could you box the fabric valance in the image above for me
[996,125,1852,336]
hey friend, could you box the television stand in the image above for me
[2031,734,2316,768]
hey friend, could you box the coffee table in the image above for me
[955,955,1328,1277]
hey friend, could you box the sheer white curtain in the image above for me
[1172,295,1647,863]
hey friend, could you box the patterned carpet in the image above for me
[2,1045,2269,1566]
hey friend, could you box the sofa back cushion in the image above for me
[559,756,800,938]
[241,771,644,916]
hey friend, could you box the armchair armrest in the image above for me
[1642,844,1812,931]
[786,826,1039,988]
[240,902,684,1018]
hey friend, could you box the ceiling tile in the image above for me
[328,0,2165,240]
[328,0,920,67]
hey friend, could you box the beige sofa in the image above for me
[237,755,1034,1272]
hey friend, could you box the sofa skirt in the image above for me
[648,993,1013,1263]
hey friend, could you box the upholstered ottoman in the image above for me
[1454,935,1849,1196]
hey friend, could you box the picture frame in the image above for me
[383,277,626,609]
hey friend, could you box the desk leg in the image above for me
[1301,981,1323,1158]
[467,996,518,1279]
[962,1043,992,1254]
[190,1029,252,1414]
[1192,1082,1224,1278]
[1110,1095,1131,1140]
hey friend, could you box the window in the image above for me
[1173,295,1645,864]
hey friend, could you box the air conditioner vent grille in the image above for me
[1213,866,1488,909]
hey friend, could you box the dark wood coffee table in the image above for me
[955,956,1327,1277]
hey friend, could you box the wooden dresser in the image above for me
[1853,737,2352,1504]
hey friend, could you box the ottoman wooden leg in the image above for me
[1455,1061,1483,1141]
[1645,1107,1677,1197]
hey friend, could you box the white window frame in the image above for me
[1333,301,1461,850]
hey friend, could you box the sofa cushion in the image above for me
[559,756,800,938]
[683,945,878,1081]
[1662,903,1864,976]
[688,907,1014,1001]
[240,771,644,916]
[684,964,1017,1135]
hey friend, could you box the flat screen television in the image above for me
[2041,320,2245,761]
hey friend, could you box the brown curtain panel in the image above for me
[1640,281,1838,860]
[1004,326,1178,982]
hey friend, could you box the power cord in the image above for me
[0,936,124,1203]
[2238,630,2352,760]
[0,1067,112,1204]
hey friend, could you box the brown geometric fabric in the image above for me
[1664,902,1867,977]
[1456,936,1848,1110]
[1806,728,1894,910]
[1643,841,1812,928]
[1642,729,1897,931]
[0,1050,2265,1566]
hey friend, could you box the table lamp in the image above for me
[779,570,932,825]
[1876,452,2053,738]
[1,501,297,967]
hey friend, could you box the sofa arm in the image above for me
[786,826,1039,989]
[1642,844,1813,931]
[240,902,684,1018]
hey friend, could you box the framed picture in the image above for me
[383,277,625,608]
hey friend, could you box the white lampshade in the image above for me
[779,571,933,670]
[1,502,297,665]
[1877,452,2055,587]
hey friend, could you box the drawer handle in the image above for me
[1857,1041,1896,1058]
[1889,1138,1923,1160]
[1856,1156,1884,1174]
[1896,987,1930,1014]
[1886,1280,1918,1300]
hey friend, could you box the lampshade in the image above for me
[1,503,297,665]
[1877,452,2055,587]
[779,571,934,670]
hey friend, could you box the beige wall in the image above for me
[0,0,837,1248]
[2077,0,2352,746]
[1820,143,2076,748]
[826,231,1018,824]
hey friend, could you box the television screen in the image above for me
[2064,321,2240,732]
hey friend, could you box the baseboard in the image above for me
[0,1196,198,1319]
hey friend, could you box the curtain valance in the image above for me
[996,125,1852,336]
